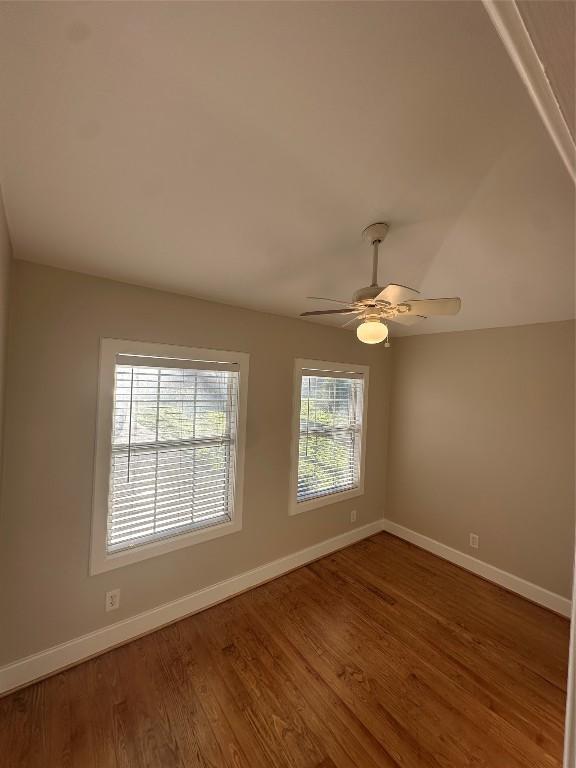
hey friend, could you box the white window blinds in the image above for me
[297,371,364,503]
[107,356,239,552]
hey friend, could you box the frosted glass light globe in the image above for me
[356,319,389,344]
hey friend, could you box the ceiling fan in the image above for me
[300,222,462,345]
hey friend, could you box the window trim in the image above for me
[90,338,249,575]
[288,358,369,516]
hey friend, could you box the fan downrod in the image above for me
[360,222,389,290]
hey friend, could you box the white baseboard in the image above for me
[381,518,572,618]
[0,521,382,696]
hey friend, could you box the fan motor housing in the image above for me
[353,285,382,304]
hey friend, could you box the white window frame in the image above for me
[90,338,249,575]
[289,358,369,516]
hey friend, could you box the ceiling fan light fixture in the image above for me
[356,316,389,344]
[301,222,461,343]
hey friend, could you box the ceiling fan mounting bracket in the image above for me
[361,222,389,245]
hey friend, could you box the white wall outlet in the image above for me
[350,509,357,523]
[469,533,479,550]
[105,588,120,612]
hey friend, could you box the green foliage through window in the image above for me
[297,374,363,502]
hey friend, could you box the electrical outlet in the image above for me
[469,533,479,550]
[350,509,357,523]
[105,589,120,612]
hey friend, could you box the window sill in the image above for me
[90,515,242,575]
[289,486,364,516]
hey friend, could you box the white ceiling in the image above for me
[0,1,573,336]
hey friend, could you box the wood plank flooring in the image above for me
[0,532,569,767]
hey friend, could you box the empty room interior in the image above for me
[0,1,575,766]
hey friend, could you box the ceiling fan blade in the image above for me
[401,297,462,316]
[300,308,356,317]
[376,283,420,305]
[389,314,425,326]
[307,296,352,305]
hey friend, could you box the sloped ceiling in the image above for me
[0,1,573,335]
[517,0,575,141]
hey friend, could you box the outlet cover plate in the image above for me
[105,589,121,612]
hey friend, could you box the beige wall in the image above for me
[0,189,11,474]
[0,261,390,665]
[386,321,575,598]
[0,259,572,668]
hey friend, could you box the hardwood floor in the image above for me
[0,532,569,767]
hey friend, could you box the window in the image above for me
[289,359,369,515]
[91,340,248,573]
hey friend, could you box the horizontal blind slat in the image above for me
[109,498,229,533]
[109,486,228,518]
[108,513,232,550]
[116,354,240,372]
